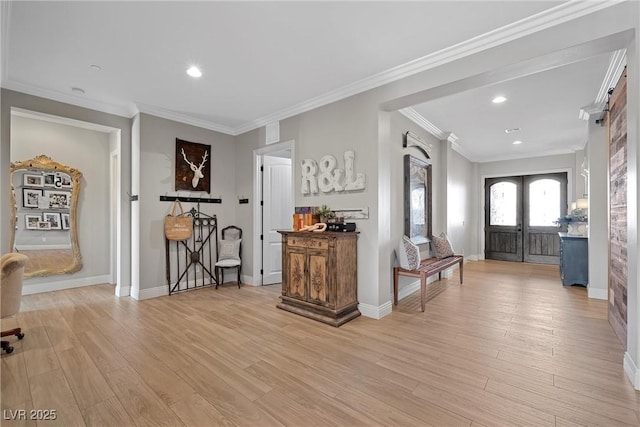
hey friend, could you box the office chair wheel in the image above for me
[4,346,13,354]
[17,333,24,340]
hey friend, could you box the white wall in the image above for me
[447,145,477,259]
[587,120,608,300]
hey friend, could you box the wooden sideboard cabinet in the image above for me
[558,232,588,287]
[277,231,360,327]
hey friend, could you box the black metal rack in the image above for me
[165,206,218,295]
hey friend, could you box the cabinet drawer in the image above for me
[288,236,329,250]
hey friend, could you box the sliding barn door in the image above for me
[608,68,627,345]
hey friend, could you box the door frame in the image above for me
[252,140,295,286]
[479,167,573,260]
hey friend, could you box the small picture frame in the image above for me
[25,214,41,230]
[43,212,62,230]
[23,173,44,187]
[37,221,51,230]
[59,173,72,189]
[43,173,57,187]
[44,190,70,209]
[61,213,70,230]
[22,188,43,208]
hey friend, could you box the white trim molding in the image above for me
[2,1,623,136]
[624,352,640,390]
[131,284,168,301]
[587,286,607,300]
[115,285,131,297]
[22,274,111,295]
[359,301,392,320]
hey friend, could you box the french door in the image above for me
[485,173,567,264]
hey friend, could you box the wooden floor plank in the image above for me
[1,260,638,426]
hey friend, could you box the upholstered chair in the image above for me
[215,226,242,288]
[1,253,28,354]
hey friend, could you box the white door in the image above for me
[262,155,293,285]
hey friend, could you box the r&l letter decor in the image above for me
[175,138,211,193]
[301,150,365,194]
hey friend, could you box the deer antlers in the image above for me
[181,148,208,188]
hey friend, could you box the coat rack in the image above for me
[160,195,221,204]
[165,205,218,295]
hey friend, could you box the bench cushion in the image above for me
[432,232,455,259]
[398,235,420,270]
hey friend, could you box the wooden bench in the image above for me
[393,255,463,312]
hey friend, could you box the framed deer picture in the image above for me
[175,138,211,193]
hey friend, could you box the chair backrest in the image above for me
[220,226,243,262]
[1,253,28,318]
[221,225,242,241]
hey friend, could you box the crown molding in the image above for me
[579,48,626,120]
[399,107,475,160]
[235,1,625,135]
[135,103,237,135]
[398,107,445,139]
[596,48,627,104]
[1,79,135,118]
[2,0,624,137]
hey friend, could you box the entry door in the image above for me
[262,155,293,285]
[485,173,567,264]
[485,176,523,261]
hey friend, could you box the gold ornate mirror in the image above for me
[9,155,83,277]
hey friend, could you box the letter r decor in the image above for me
[175,138,211,193]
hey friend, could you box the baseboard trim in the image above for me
[588,287,607,300]
[359,301,392,319]
[395,275,442,302]
[22,274,111,295]
[132,285,168,301]
[624,352,640,390]
[115,285,131,297]
[241,274,257,286]
[17,244,72,250]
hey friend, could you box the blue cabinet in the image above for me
[558,232,588,286]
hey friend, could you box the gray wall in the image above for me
[389,111,444,298]
[1,88,132,291]
[447,145,478,258]
[11,115,110,283]
[136,113,237,293]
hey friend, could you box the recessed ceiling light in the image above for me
[89,64,102,71]
[492,96,507,104]
[505,127,520,134]
[186,66,202,78]
[71,87,85,94]
[512,140,523,145]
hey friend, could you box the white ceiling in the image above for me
[1,1,623,162]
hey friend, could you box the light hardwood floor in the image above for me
[1,260,639,426]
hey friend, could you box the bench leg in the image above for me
[459,260,464,284]
[393,268,399,305]
[420,272,427,312]
[438,271,442,281]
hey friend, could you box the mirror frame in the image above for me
[404,154,432,244]
[9,155,83,277]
